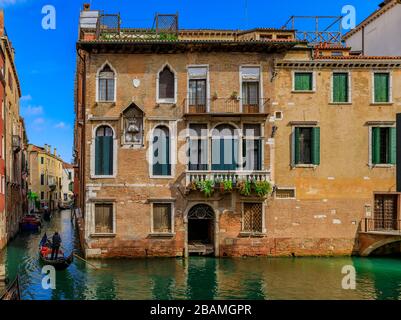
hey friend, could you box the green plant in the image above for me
[230,91,239,100]
[158,33,178,41]
[253,180,272,197]
[196,179,215,198]
[212,92,218,100]
[223,180,233,192]
[238,180,252,196]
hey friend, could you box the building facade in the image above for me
[28,144,63,211]
[61,162,74,208]
[0,40,5,249]
[74,5,400,258]
[343,0,401,56]
[0,10,29,249]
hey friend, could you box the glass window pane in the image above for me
[188,67,207,78]
[241,67,260,80]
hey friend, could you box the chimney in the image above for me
[54,148,57,156]
[83,3,91,11]
[0,10,4,37]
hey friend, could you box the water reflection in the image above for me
[1,210,401,300]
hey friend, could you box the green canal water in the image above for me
[1,209,401,300]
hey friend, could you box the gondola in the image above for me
[19,214,42,232]
[0,276,21,300]
[39,245,73,271]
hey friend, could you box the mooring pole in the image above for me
[397,113,401,192]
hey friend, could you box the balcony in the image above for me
[12,135,21,153]
[186,170,271,187]
[363,218,401,235]
[183,98,269,117]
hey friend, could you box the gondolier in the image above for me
[51,232,62,260]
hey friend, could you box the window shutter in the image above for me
[372,127,381,165]
[311,127,320,165]
[333,73,348,103]
[389,127,396,165]
[294,128,300,165]
[374,73,389,103]
[95,136,103,175]
[295,73,312,91]
[102,136,113,175]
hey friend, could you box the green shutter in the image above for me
[295,73,312,91]
[374,73,389,103]
[333,73,348,103]
[102,136,113,175]
[95,136,102,175]
[294,128,300,165]
[372,127,381,165]
[389,127,396,165]
[311,127,320,165]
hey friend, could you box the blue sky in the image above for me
[0,0,380,162]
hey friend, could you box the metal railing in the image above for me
[186,170,270,186]
[183,98,269,115]
[364,218,401,233]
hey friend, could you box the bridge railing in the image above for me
[364,218,401,233]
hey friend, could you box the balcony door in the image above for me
[211,124,239,171]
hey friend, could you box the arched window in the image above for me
[122,104,144,146]
[95,125,114,176]
[152,126,171,176]
[98,64,115,102]
[211,124,239,171]
[158,66,175,102]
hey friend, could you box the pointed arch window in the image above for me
[122,104,144,146]
[95,125,114,176]
[158,66,176,103]
[152,126,171,176]
[98,64,115,102]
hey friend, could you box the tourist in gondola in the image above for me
[51,232,62,260]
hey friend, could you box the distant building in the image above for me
[0,10,29,249]
[28,144,63,211]
[61,162,74,208]
[343,0,401,56]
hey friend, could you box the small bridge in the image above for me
[359,219,401,256]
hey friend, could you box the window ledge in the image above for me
[369,164,395,168]
[95,101,116,106]
[293,164,318,169]
[329,102,352,105]
[149,232,175,238]
[150,175,174,179]
[239,232,267,238]
[90,233,116,238]
[91,175,117,179]
[156,99,177,105]
[291,90,315,94]
[370,102,393,106]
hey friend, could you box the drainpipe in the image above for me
[397,113,401,192]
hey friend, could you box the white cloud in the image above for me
[0,0,24,6]
[54,122,66,129]
[33,117,45,125]
[21,105,43,117]
[20,94,32,102]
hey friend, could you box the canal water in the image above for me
[1,209,401,300]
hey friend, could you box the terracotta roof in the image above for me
[315,55,401,60]
[343,0,401,39]
[80,38,301,44]
[63,163,74,169]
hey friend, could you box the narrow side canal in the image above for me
[1,209,401,300]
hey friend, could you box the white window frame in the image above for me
[240,65,263,113]
[90,123,118,179]
[91,201,116,236]
[330,71,352,104]
[149,122,176,179]
[372,71,393,104]
[368,125,396,167]
[186,65,210,113]
[240,201,266,234]
[242,123,264,171]
[292,70,316,93]
[156,63,178,104]
[150,201,175,235]
[96,61,117,103]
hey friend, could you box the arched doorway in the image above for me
[187,204,215,256]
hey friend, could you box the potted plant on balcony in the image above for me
[212,92,218,101]
[230,91,239,100]
[196,179,215,198]
[238,179,252,196]
[253,180,272,198]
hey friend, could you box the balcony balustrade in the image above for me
[183,98,269,115]
[186,170,271,187]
